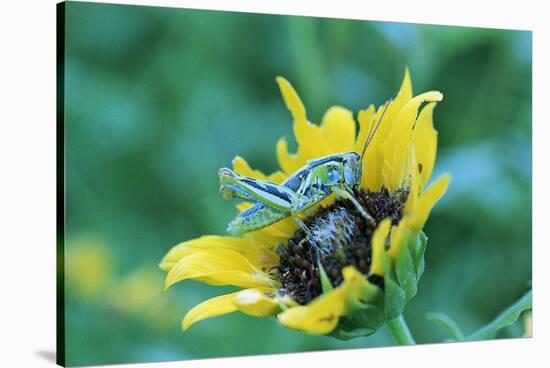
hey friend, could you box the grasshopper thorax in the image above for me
[341,152,362,187]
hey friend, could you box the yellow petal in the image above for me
[293,121,331,160]
[356,105,385,191]
[407,173,451,232]
[383,91,443,192]
[232,156,286,184]
[182,292,239,330]
[268,170,287,184]
[242,215,299,251]
[370,219,392,276]
[403,150,420,216]
[234,288,280,317]
[321,106,356,153]
[377,68,413,141]
[276,137,304,175]
[277,266,371,334]
[159,235,279,272]
[276,76,307,125]
[341,266,378,302]
[413,102,438,187]
[182,287,280,330]
[398,67,413,102]
[164,249,274,290]
[387,220,411,259]
[276,76,331,161]
[232,156,268,181]
[278,288,346,334]
[354,105,376,154]
[159,236,279,273]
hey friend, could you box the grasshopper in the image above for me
[219,101,390,236]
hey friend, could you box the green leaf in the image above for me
[330,272,385,340]
[467,290,532,341]
[413,231,427,278]
[318,261,333,294]
[344,281,380,312]
[426,312,465,341]
[330,304,384,340]
[395,238,417,300]
[383,253,407,321]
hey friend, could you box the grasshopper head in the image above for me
[342,152,362,187]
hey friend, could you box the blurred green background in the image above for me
[62,1,532,366]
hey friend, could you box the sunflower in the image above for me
[160,69,450,339]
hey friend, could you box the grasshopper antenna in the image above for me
[360,99,392,162]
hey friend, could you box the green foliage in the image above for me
[383,256,408,321]
[318,262,334,293]
[384,231,427,321]
[330,304,385,340]
[426,312,465,341]
[466,290,532,341]
[331,279,384,340]
[426,290,531,342]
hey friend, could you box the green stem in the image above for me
[467,290,532,341]
[386,314,416,345]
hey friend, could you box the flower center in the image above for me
[276,188,408,305]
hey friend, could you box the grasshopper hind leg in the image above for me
[227,203,288,236]
[220,183,258,202]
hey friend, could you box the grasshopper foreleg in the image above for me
[292,214,312,237]
[331,185,375,226]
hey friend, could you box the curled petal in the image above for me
[277,287,345,334]
[383,91,443,192]
[164,249,274,290]
[182,288,280,330]
[159,236,278,273]
[408,174,451,232]
[370,219,392,276]
[234,288,280,317]
[413,102,438,187]
[182,292,239,331]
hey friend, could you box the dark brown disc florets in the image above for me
[276,188,407,305]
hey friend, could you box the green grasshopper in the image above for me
[219,101,390,236]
